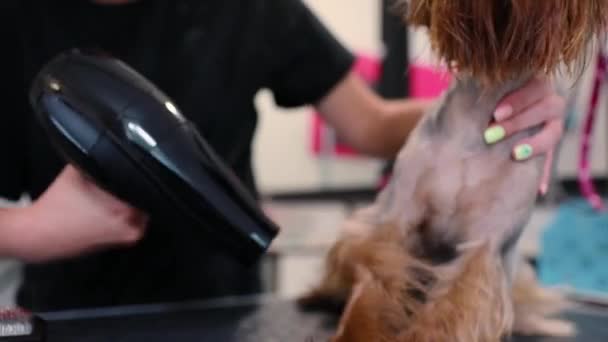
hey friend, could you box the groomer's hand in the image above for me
[484,76,566,195]
[3,165,148,262]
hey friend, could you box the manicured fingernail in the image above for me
[539,181,549,196]
[514,144,533,160]
[494,105,512,121]
[484,125,506,144]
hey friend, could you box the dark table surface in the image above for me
[37,295,608,342]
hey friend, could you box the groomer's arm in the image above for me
[0,166,147,262]
[316,71,433,159]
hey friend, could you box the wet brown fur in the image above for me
[299,1,607,341]
[402,0,608,87]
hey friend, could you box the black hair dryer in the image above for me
[28,49,279,264]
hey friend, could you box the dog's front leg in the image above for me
[511,257,576,337]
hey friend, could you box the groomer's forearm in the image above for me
[370,98,433,158]
[318,72,434,160]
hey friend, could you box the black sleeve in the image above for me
[0,3,29,200]
[262,0,356,108]
[0,97,30,201]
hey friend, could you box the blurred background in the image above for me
[2,0,607,307]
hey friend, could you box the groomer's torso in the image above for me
[11,0,354,311]
[16,0,269,312]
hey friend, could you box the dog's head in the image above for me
[398,0,608,86]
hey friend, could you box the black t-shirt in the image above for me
[6,0,354,312]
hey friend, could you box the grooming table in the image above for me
[36,295,608,341]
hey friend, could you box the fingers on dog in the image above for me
[494,76,554,121]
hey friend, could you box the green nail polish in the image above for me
[514,144,533,160]
[484,126,506,144]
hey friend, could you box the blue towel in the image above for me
[537,198,608,294]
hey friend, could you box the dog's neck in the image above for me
[413,76,535,167]
[404,72,540,280]
[427,74,533,141]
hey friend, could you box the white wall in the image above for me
[253,6,607,194]
[252,0,385,194]
[555,68,608,178]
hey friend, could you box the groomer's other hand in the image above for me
[483,76,566,195]
[6,165,148,262]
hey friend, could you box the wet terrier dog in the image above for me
[298,1,608,341]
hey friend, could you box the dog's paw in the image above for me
[514,316,577,337]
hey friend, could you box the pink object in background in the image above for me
[408,64,452,99]
[578,52,607,212]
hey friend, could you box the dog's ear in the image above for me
[399,0,608,85]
